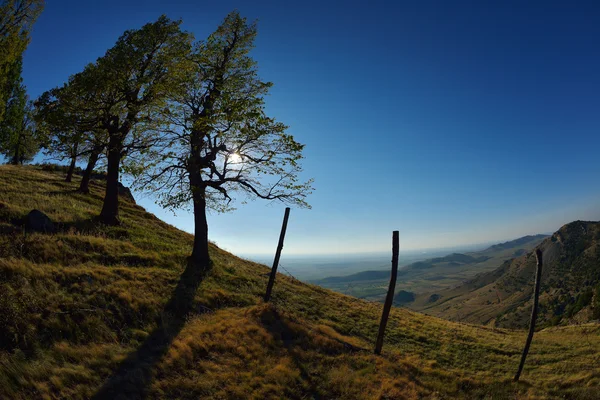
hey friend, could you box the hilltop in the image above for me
[412,222,600,328]
[0,165,599,399]
[481,235,550,254]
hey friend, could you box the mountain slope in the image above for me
[414,222,600,328]
[312,236,546,302]
[1,165,599,399]
[481,235,550,253]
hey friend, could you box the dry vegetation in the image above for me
[1,165,599,399]
[412,222,600,329]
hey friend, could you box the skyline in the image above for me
[18,0,600,255]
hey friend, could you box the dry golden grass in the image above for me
[0,165,599,399]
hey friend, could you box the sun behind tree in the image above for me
[138,11,313,269]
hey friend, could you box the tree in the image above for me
[42,125,85,182]
[0,56,38,163]
[0,0,44,122]
[0,98,38,164]
[139,12,312,269]
[73,16,192,225]
[35,84,101,183]
[76,130,107,193]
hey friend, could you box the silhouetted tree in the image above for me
[37,16,191,218]
[77,135,106,193]
[0,56,39,163]
[78,16,192,225]
[35,85,94,182]
[0,0,43,122]
[139,12,312,269]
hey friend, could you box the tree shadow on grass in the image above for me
[259,306,432,398]
[259,307,325,399]
[259,306,370,399]
[92,261,210,400]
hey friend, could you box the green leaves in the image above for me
[138,11,313,213]
[32,10,312,224]
[0,2,45,162]
[0,0,44,123]
[36,15,195,179]
[94,15,193,113]
[0,56,39,163]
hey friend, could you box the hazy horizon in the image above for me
[236,234,545,258]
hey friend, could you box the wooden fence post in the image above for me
[264,207,291,302]
[514,248,543,382]
[375,230,399,355]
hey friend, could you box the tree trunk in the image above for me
[189,179,210,269]
[10,149,19,165]
[78,146,101,193]
[10,134,20,165]
[65,152,77,183]
[99,135,122,225]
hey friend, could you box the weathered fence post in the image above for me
[375,230,399,355]
[264,207,291,302]
[514,248,543,382]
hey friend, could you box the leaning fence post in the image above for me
[264,207,291,302]
[375,230,399,355]
[514,248,543,382]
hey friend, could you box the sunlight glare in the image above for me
[228,152,242,163]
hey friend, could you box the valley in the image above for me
[412,221,600,328]
[311,235,547,302]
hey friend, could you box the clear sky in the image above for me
[20,0,600,256]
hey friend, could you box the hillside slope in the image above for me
[481,235,549,253]
[413,222,600,329]
[313,236,546,302]
[1,165,599,399]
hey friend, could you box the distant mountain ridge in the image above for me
[313,236,545,286]
[482,234,549,253]
[316,269,391,284]
[407,253,491,270]
[312,234,548,302]
[413,221,600,328]
[313,253,492,285]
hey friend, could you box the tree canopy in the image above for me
[43,15,193,224]
[27,11,312,269]
[0,0,44,122]
[138,11,312,267]
[35,81,105,181]
[0,56,38,163]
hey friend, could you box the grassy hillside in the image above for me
[312,237,546,302]
[411,222,600,329]
[1,165,599,399]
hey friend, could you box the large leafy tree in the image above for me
[0,0,44,122]
[0,56,39,163]
[139,12,312,269]
[74,16,192,225]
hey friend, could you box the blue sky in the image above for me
[20,0,600,255]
